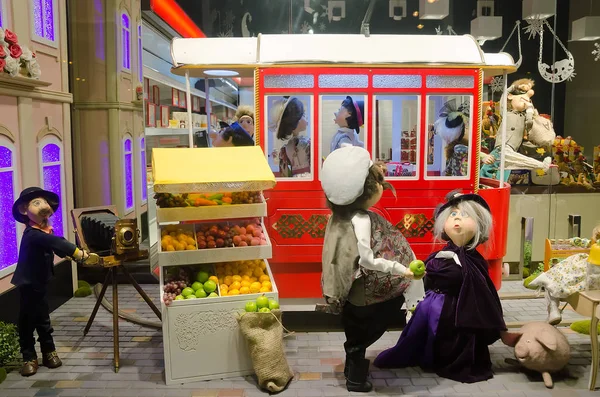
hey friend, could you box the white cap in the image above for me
[321,146,373,206]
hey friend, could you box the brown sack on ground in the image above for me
[238,310,294,393]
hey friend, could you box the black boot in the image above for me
[346,358,373,393]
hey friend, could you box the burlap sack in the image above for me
[238,310,293,393]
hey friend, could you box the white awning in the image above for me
[170,34,516,78]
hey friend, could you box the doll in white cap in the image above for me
[269,97,310,177]
[319,146,425,393]
[330,96,365,153]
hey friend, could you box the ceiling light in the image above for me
[413,11,419,17]
[204,70,240,77]
[522,0,555,20]
[417,24,424,29]
[571,16,600,41]
[419,0,448,20]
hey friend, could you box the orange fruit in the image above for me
[250,282,262,293]
[224,276,233,286]
[209,276,219,284]
[241,275,250,282]
[253,268,264,278]
[166,245,175,251]
[262,281,272,290]
[250,277,258,283]
[220,284,228,293]
[240,286,250,295]
[186,244,196,250]
[259,286,270,293]
[241,280,251,288]
[259,261,266,270]
[230,281,241,291]
[228,289,240,296]
[232,275,242,283]
[259,275,270,283]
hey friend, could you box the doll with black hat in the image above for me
[269,97,310,177]
[11,187,99,376]
[374,190,520,383]
[330,96,365,153]
[211,122,255,147]
[319,146,425,392]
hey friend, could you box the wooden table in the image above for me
[566,290,600,390]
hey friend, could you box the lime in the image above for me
[196,271,209,283]
[191,281,203,291]
[181,287,195,297]
[203,280,217,294]
[195,289,207,298]
[208,292,219,297]
[174,295,185,301]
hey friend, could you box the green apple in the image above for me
[409,260,426,277]
[259,307,271,313]
[181,287,195,297]
[203,280,217,294]
[268,299,280,310]
[245,301,258,312]
[195,289,207,298]
[208,292,219,298]
[185,294,197,299]
[191,281,203,291]
[256,295,269,309]
[174,295,185,301]
[196,271,209,283]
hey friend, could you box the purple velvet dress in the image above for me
[374,242,507,383]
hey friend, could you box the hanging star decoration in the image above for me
[218,28,233,37]
[435,26,443,35]
[319,22,327,32]
[593,42,600,61]
[490,76,504,94]
[524,17,544,40]
[300,21,311,34]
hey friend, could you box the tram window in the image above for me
[426,95,473,178]
[374,95,419,178]
[320,94,367,161]
[266,95,313,179]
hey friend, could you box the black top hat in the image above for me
[434,189,490,220]
[219,121,230,129]
[12,187,59,224]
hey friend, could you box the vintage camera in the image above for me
[71,206,148,267]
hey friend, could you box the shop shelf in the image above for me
[159,259,279,384]
[158,221,272,267]
[156,194,267,223]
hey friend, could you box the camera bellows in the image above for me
[81,212,120,255]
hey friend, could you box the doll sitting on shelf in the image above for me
[529,225,600,325]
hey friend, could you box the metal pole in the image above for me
[205,78,212,146]
[185,70,193,148]
[498,71,508,186]
[550,0,558,123]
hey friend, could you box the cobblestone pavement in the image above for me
[0,282,597,397]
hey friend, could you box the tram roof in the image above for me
[170,34,516,79]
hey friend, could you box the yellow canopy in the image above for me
[152,147,276,193]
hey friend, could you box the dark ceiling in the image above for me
[175,0,571,133]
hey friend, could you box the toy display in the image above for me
[330,96,365,152]
[434,99,470,176]
[374,191,519,384]
[234,105,255,139]
[319,146,425,392]
[481,79,554,181]
[529,225,600,325]
[551,137,597,190]
[11,187,99,377]
[505,322,571,389]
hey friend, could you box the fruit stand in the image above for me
[152,146,278,384]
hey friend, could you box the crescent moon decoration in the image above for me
[242,12,253,37]
[537,20,576,83]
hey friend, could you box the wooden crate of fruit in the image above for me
[158,218,272,267]
[159,259,279,384]
[155,191,267,223]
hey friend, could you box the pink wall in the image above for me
[31,101,65,138]
[0,96,19,134]
[35,52,63,91]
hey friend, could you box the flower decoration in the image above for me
[0,28,42,79]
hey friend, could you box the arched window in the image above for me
[0,138,19,272]
[140,136,147,203]
[31,0,58,47]
[39,136,66,237]
[121,11,131,71]
[123,135,134,213]
[138,24,143,82]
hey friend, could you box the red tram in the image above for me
[170,34,516,299]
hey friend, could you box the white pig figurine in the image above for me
[506,322,571,388]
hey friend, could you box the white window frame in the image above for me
[123,134,134,214]
[137,23,143,82]
[139,136,147,204]
[120,10,131,72]
[38,135,67,238]
[0,137,21,278]
[30,0,59,48]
